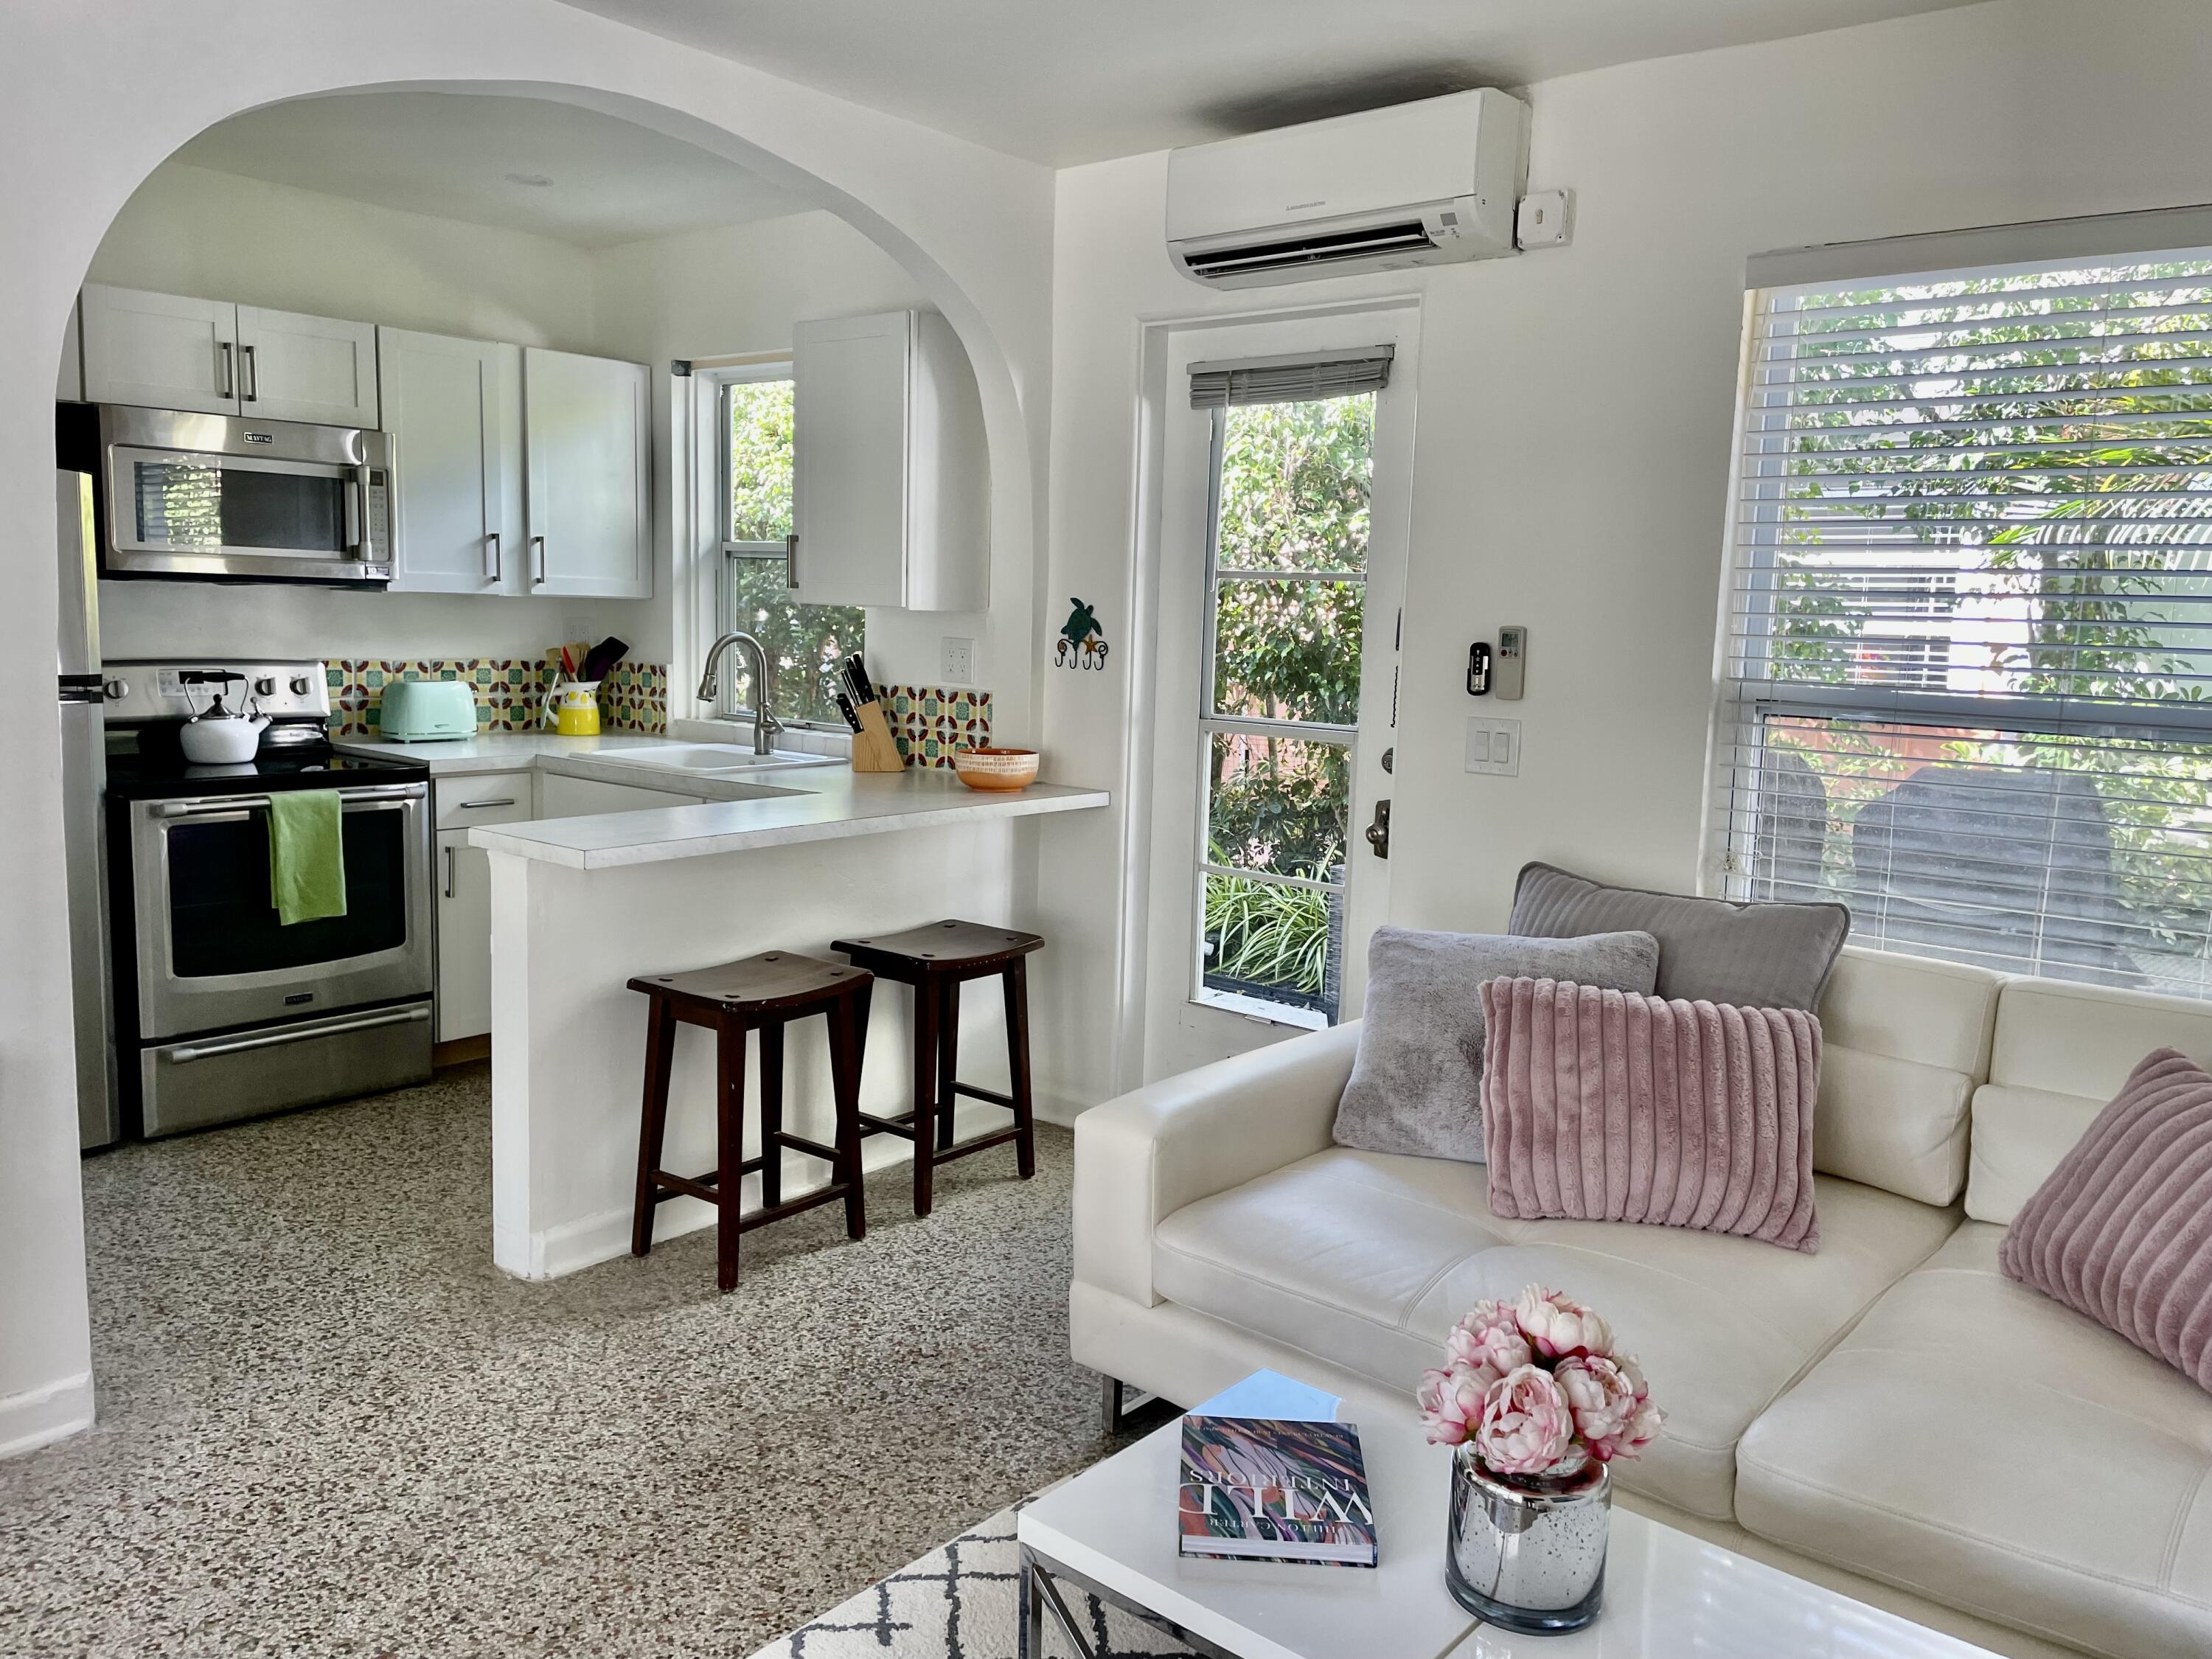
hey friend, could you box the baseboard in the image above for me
[0,1370,95,1460]
[1033,1088,1092,1128]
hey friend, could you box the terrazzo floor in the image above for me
[0,1064,1124,1658]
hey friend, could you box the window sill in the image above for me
[1192,987,1330,1032]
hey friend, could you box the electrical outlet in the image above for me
[1467,715,1522,776]
[562,613,590,642]
[940,636,974,685]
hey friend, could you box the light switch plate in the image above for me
[1467,715,1521,776]
[940,636,974,685]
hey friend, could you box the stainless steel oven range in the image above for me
[104,660,433,1137]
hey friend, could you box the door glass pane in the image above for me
[131,459,347,553]
[1211,577,1363,723]
[1203,871,1343,1022]
[1217,395,1373,573]
[1206,731,1349,879]
[166,807,408,978]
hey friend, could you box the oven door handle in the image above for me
[152,785,426,818]
[165,1005,431,1065]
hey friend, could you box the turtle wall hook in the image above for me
[1055,597,1109,670]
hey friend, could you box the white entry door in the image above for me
[1141,309,1419,1082]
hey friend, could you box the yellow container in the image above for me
[543,680,601,737]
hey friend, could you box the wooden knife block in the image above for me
[851,701,906,772]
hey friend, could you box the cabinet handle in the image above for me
[786,533,799,592]
[218,341,235,400]
[458,798,516,810]
[532,535,547,586]
[444,844,456,900]
[484,532,501,583]
[241,343,258,403]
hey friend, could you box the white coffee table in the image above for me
[1016,1405,2001,1658]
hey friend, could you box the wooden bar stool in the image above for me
[627,950,873,1291]
[830,919,1043,1217]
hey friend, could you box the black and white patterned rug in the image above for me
[751,1506,1192,1659]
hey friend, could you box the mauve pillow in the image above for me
[1509,860,1850,1012]
[1332,927,1660,1163]
[2000,1048,2212,1391]
[1480,976,1822,1252]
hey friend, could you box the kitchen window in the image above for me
[716,368,863,728]
[1717,242,2212,996]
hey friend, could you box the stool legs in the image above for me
[1005,956,1037,1181]
[758,1022,785,1211]
[827,992,867,1242]
[714,1015,748,1293]
[936,981,961,1154]
[911,979,942,1218]
[632,995,678,1258]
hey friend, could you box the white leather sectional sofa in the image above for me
[1071,946,2212,1659]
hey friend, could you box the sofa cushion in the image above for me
[1737,1223,2212,1659]
[1508,859,1850,1010]
[1813,947,2000,1205]
[1152,1146,1954,1521]
[1968,978,2212,1224]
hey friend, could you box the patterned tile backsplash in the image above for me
[325,657,987,765]
[327,658,671,737]
[880,685,992,769]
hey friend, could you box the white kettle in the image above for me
[179,692,271,764]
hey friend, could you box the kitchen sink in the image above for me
[596,742,839,774]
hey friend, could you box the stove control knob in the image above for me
[102,677,130,701]
[254,676,277,698]
[289,675,313,696]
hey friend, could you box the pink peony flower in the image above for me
[1557,1353,1663,1462]
[1474,1363,1576,1476]
[1514,1285,1613,1360]
[1444,1300,1534,1388]
[1417,1363,1490,1447]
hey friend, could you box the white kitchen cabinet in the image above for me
[435,828,493,1043]
[523,347,652,599]
[381,329,524,594]
[791,309,987,611]
[538,773,703,818]
[80,285,237,414]
[236,305,380,426]
[80,284,379,425]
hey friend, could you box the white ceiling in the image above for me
[173,91,811,248]
[553,0,1992,166]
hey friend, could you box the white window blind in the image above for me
[1189,349,1394,410]
[1717,246,2212,995]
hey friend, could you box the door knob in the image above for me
[1364,799,1391,860]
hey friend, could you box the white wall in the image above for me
[1034,0,2212,1113]
[589,209,971,687]
[84,161,659,662]
[0,0,1051,1458]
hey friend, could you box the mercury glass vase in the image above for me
[1444,1446,1610,1635]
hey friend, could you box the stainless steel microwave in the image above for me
[74,403,393,584]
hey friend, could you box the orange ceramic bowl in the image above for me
[953,747,1040,791]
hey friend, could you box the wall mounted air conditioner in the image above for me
[1166,88,1531,289]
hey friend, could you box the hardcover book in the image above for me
[1177,1415,1377,1568]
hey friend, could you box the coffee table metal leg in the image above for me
[1018,1543,1239,1659]
[1018,1543,1043,1659]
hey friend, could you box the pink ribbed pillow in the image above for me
[1479,977,1821,1253]
[2000,1048,2212,1391]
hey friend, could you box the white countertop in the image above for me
[332,733,1107,869]
[462,767,1107,869]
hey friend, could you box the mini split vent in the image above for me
[1166,88,1529,290]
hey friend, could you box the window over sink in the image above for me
[714,366,863,729]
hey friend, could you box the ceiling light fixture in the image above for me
[504,171,554,187]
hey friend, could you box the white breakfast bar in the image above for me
[410,743,1106,1280]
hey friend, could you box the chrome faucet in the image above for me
[696,631,786,755]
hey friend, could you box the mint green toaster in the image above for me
[378,679,478,742]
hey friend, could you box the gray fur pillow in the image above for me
[1331,925,1660,1164]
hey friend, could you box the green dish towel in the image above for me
[267,790,347,926]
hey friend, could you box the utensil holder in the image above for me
[851,702,905,772]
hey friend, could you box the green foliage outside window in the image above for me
[725,378,863,728]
